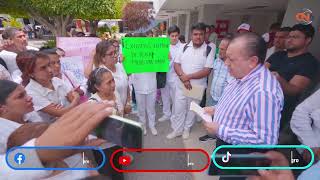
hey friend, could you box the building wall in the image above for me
[178,14,186,36]
[214,13,279,35]
[282,0,320,59]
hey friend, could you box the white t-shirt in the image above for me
[0,64,11,80]
[0,50,18,75]
[265,46,276,61]
[0,117,22,153]
[45,154,90,180]
[0,46,39,84]
[0,139,51,180]
[174,41,214,87]
[131,73,157,94]
[25,78,72,123]
[89,93,118,149]
[167,41,185,83]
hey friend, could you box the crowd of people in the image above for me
[0,19,319,180]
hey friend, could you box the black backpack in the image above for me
[182,43,212,57]
[0,57,8,70]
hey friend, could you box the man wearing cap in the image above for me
[237,23,251,34]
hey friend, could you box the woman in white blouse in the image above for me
[87,68,125,180]
[16,51,80,123]
[85,40,131,115]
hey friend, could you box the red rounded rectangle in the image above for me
[110,148,210,172]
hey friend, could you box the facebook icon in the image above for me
[14,153,26,165]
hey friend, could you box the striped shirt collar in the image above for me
[237,64,263,84]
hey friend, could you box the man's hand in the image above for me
[35,101,115,163]
[202,121,220,135]
[74,86,84,96]
[204,106,215,116]
[124,104,132,114]
[248,151,295,180]
[66,90,80,103]
[180,74,190,82]
[183,80,192,90]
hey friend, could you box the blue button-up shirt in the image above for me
[210,58,234,102]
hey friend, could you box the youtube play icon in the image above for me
[119,156,131,166]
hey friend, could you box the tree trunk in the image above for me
[29,11,72,37]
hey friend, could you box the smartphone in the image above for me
[208,153,271,176]
[97,115,143,149]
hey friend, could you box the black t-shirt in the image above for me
[267,51,318,82]
[267,51,319,129]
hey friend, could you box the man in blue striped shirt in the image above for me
[203,33,284,145]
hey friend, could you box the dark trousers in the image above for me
[93,146,124,180]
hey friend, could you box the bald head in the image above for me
[225,33,267,79]
[230,33,267,64]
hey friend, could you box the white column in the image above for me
[185,11,191,42]
[198,5,205,23]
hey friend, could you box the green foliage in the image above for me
[0,0,127,20]
[2,18,23,29]
[42,39,56,49]
[111,25,119,34]
[97,26,111,37]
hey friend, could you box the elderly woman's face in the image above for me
[95,72,115,98]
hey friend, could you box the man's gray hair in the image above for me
[2,27,21,40]
[231,33,267,64]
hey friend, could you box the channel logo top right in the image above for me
[296,8,313,25]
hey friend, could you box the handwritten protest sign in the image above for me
[60,56,87,85]
[121,37,170,73]
[56,37,101,86]
[56,37,101,65]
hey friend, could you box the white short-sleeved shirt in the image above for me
[0,117,22,153]
[25,78,72,123]
[174,41,214,87]
[131,72,157,94]
[0,64,11,80]
[0,139,51,180]
[167,41,185,83]
[0,50,18,74]
[89,93,118,149]
[46,154,90,180]
[0,46,39,84]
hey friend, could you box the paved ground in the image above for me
[124,104,219,180]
